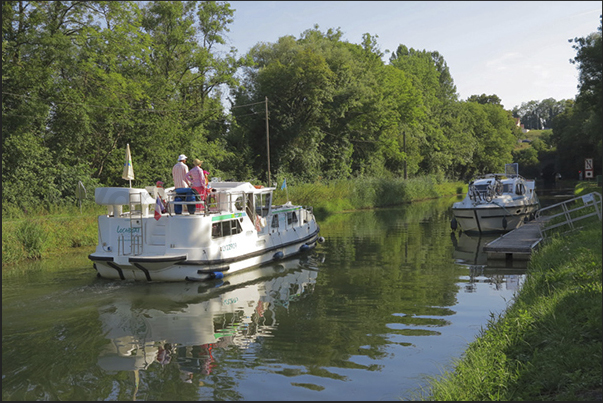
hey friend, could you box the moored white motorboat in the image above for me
[451,163,540,234]
[88,181,323,282]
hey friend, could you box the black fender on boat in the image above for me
[185,271,224,282]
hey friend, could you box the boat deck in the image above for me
[483,219,544,261]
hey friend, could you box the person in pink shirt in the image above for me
[188,159,206,211]
[172,154,190,189]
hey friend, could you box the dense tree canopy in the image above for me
[3,1,243,208]
[551,15,602,179]
[2,3,600,212]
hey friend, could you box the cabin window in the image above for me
[515,184,525,195]
[287,211,298,225]
[503,184,513,193]
[212,219,243,238]
[235,196,244,211]
[475,184,489,197]
[255,193,272,217]
[271,214,279,228]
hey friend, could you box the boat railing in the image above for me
[164,189,247,217]
[536,192,602,238]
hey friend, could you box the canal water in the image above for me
[2,198,527,401]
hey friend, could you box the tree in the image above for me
[466,94,502,106]
[2,1,100,208]
[461,102,520,176]
[570,15,603,111]
[552,15,602,178]
[389,45,460,178]
[2,1,242,211]
[512,98,568,130]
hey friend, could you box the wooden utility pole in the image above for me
[265,96,271,187]
[403,131,407,180]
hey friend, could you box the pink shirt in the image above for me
[187,166,205,188]
[172,161,189,188]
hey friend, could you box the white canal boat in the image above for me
[88,181,323,282]
[451,163,540,234]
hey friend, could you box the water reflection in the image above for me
[96,255,321,389]
[2,201,530,401]
[451,231,526,293]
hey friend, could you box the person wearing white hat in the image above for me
[172,154,190,189]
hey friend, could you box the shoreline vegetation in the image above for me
[2,179,601,401]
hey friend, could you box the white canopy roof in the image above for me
[95,187,155,206]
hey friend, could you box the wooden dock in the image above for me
[483,191,602,262]
[483,220,544,261]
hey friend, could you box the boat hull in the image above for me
[90,231,320,282]
[452,203,539,233]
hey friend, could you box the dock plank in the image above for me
[483,220,544,260]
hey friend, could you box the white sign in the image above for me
[585,158,594,178]
[585,158,593,170]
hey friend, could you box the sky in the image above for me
[218,1,601,110]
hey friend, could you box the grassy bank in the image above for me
[420,186,602,401]
[1,176,465,267]
[1,204,104,266]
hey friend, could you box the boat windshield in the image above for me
[474,184,489,196]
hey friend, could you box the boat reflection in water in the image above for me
[450,231,527,293]
[96,254,321,381]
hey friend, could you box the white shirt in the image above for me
[172,161,189,188]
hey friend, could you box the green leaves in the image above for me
[6,2,594,212]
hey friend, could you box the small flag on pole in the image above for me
[122,143,134,188]
[281,178,289,202]
[154,197,164,221]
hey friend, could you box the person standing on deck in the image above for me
[188,159,206,211]
[172,154,190,189]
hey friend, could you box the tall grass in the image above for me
[2,204,104,266]
[274,176,465,218]
[420,219,602,401]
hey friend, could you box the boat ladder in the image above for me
[118,192,144,256]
